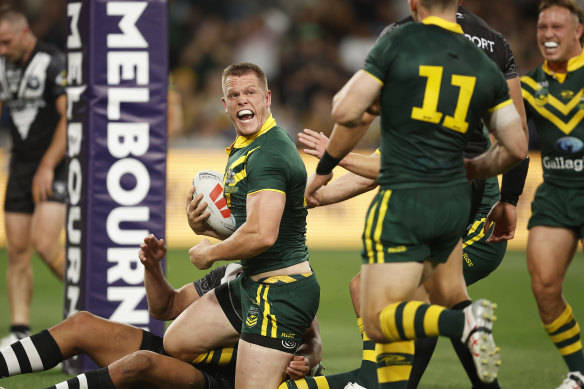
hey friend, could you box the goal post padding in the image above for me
[64,0,168,373]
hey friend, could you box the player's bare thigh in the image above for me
[360,261,431,342]
[31,201,66,246]
[423,239,469,307]
[164,288,239,362]
[109,350,207,389]
[235,339,294,389]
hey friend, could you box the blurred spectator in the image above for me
[9,0,548,150]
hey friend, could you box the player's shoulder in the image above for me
[261,126,297,151]
[520,66,545,88]
[521,65,544,80]
[377,16,413,40]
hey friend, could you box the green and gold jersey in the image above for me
[521,52,584,188]
[223,115,309,276]
[363,17,511,189]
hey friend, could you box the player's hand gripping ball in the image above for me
[193,170,236,237]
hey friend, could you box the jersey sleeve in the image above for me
[487,61,513,111]
[500,35,518,80]
[47,50,67,98]
[245,144,290,195]
[363,30,398,84]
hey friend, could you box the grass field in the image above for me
[0,248,583,388]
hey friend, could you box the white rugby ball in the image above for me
[192,170,236,237]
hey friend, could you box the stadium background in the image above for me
[0,0,576,251]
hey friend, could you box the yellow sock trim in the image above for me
[357,317,365,335]
[363,349,377,362]
[402,301,424,339]
[559,342,584,356]
[544,305,574,334]
[313,377,330,388]
[550,323,581,344]
[376,341,414,383]
[379,303,401,341]
[423,304,445,337]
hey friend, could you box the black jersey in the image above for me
[0,41,66,160]
[380,6,517,158]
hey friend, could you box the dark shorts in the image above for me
[361,184,471,264]
[141,331,235,389]
[215,276,244,333]
[462,215,507,286]
[239,273,320,354]
[528,182,584,238]
[462,176,506,285]
[4,156,67,213]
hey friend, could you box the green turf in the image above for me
[0,248,583,388]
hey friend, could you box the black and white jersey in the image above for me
[378,6,518,158]
[0,41,66,160]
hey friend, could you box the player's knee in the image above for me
[117,351,158,381]
[361,309,385,342]
[65,311,100,333]
[349,274,361,300]
[31,235,57,261]
[531,276,562,301]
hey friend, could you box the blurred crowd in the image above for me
[3,0,558,149]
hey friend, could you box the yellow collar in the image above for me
[422,16,463,34]
[225,114,277,154]
[542,48,584,83]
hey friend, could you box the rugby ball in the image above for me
[192,170,236,237]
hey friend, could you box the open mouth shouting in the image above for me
[238,109,255,122]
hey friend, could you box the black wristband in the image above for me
[316,150,341,175]
[499,156,530,206]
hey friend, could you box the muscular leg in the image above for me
[164,289,240,362]
[424,242,470,308]
[0,311,145,378]
[236,339,294,389]
[47,351,208,389]
[4,212,34,328]
[361,261,431,389]
[31,201,65,280]
[49,311,144,365]
[528,226,584,374]
[111,350,207,389]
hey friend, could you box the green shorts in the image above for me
[361,184,471,264]
[528,182,584,238]
[239,272,320,354]
[462,215,507,286]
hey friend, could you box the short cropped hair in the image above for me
[418,0,459,11]
[0,8,28,31]
[222,63,268,94]
[539,0,584,44]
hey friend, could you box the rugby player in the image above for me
[0,234,321,388]
[520,1,584,388]
[305,0,527,387]
[0,8,67,348]
[163,62,320,389]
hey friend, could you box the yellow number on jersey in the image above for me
[411,65,476,134]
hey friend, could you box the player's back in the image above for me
[364,19,510,189]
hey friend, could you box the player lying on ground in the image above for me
[0,234,321,389]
